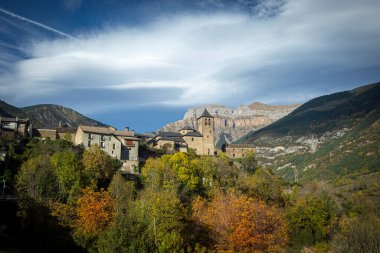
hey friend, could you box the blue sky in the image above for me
[0,0,380,132]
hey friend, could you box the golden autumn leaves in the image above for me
[192,191,288,252]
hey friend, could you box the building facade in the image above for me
[225,144,256,159]
[75,126,140,171]
[0,117,30,140]
[150,109,217,156]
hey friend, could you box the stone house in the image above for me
[75,125,140,171]
[0,117,31,140]
[225,143,255,159]
[149,109,217,156]
[33,127,77,141]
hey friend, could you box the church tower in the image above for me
[197,108,215,155]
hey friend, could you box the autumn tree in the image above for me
[192,191,289,252]
[75,188,115,236]
[82,144,121,188]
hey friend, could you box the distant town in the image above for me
[0,108,255,173]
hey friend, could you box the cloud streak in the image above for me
[0,7,73,39]
[1,0,380,116]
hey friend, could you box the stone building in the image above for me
[33,127,77,141]
[225,143,255,159]
[75,125,140,172]
[149,109,217,156]
[0,117,31,140]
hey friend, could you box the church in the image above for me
[149,109,217,156]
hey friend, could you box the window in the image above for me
[101,135,106,141]
[113,143,115,149]
[233,153,235,158]
[101,142,105,148]
[208,149,210,155]
[242,154,245,157]
[208,119,211,125]
[205,119,208,125]
[87,140,91,147]
[242,149,244,152]
[191,137,194,141]
[210,130,211,133]
[88,133,92,139]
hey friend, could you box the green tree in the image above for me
[286,193,338,247]
[50,150,83,202]
[239,150,258,174]
[16,154,58,201]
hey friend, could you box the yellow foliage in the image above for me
[192,191,288,252]
[75,188,115,235]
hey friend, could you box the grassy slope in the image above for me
[278,108,380,182]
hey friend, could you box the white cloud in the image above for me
[1,0,380,113]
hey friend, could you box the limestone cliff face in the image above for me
[159,102,301,146]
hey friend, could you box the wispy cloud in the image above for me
[0,7,73,39]
[1,0,380,115]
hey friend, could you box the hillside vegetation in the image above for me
[0,138,379,252]
[238,82,380,182]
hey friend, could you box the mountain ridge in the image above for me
[0,100,105,128]
[237,82,380,182]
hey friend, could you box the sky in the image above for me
[0,0,379,132]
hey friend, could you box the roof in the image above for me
[179,126,196,131]
[56,127,77,133]
[157,131,183,137]
[226,144,255,148]
[79,125,135,137]
[197,108,214,119]
[0,117,29,123]
[158,136,186,143]
[183,131,203,137]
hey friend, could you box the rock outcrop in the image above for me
[158,102,301,146]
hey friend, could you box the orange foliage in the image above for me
[192,191,288,252]
[76,188,115,235]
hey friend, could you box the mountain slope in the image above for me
[0,99,29,118]
[238,82,380,182]
[0,100,105,128]
[22,104,106,128]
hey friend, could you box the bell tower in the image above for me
[197,108,215,155]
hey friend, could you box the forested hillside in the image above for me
[1,138,379,252]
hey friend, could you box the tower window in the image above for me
[191,137,194,141]
[208,119,211,125]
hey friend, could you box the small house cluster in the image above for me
[1,109,255,170]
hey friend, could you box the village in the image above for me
[0,108,255,172]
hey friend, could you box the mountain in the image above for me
[0,99,29,119]
[0,100,105,128]
[158,103,301,146]
[238,82,380,182]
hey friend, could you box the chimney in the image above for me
[125,126,130,131]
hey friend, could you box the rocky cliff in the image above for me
[159,102,301,146]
